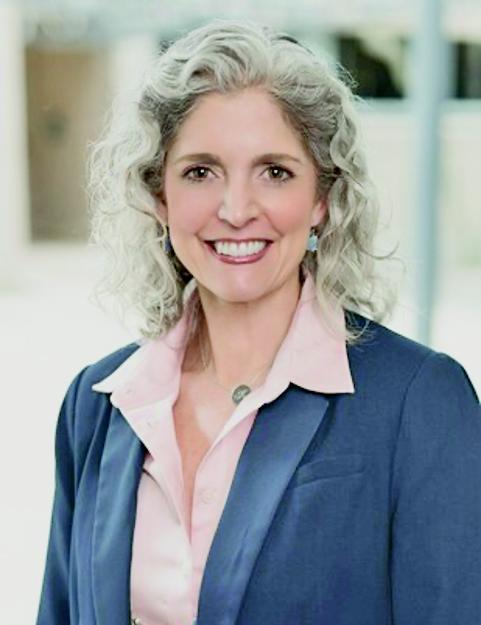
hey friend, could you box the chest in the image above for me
[172,371,235,528]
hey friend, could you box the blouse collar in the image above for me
[92,272,354,408]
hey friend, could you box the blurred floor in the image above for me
[1,242,479,625]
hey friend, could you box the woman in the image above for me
[36,19,480,625]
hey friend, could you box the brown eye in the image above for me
[184,166,211,182]
[266,165,293,183]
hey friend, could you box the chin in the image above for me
[199,280,271,304]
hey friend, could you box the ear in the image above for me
[310,196,328,228]
[154,192,168,224]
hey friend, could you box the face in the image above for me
[157,87,327,305]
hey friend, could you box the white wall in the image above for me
[0,3,30,285]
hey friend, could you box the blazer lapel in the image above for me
[90,386,331,625]
[91,407,145,625]
[197,385,330,625]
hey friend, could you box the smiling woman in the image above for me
[87,20,396,349]
[156,87,326,316]
[36,18,481,625]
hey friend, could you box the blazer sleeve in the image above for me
[35,367,88,625]
[390,351,481,624]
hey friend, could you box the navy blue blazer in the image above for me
[36,311,481,625]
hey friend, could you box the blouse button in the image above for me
[201,488,216,504]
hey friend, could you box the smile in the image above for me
[204,239,272,264]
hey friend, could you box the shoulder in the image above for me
[47,342,143,490]
[345,310,479,405]
[78,341,142,392]
[346,309,432,366]
[54,341,142,457]
[60,341,142,421]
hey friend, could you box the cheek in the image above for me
[166,188,215,234]
[268,191,314,234]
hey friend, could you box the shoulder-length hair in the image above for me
[87,18,398,349]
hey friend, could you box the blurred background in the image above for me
[1,0,480,622]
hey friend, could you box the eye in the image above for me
[183,166,212,182]
[265,165,293,183]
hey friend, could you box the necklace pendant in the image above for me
[232,384,251,404]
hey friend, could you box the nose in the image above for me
[217,177,260,227]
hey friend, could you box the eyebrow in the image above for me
[173,152,304,166]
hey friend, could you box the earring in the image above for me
[162,226,173,254]
[306,228,318,252]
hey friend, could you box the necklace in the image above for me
[199,341,274,405]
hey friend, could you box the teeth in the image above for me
[213,240,267,257]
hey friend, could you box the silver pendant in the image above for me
[232,384,251,404]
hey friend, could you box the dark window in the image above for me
[338,36,404,98]
[455,42,481,98]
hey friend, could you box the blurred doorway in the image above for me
[26,47,112,241]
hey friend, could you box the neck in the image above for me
[187,273,302,389]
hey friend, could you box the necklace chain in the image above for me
[199,339,273,404]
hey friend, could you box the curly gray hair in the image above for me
[87,18,398,351]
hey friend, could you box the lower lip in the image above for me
[204,242,272,264]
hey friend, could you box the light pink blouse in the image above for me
[92,273,355,625]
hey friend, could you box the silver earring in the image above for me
[306,228,318,252]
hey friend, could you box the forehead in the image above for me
[167,87,306,159]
